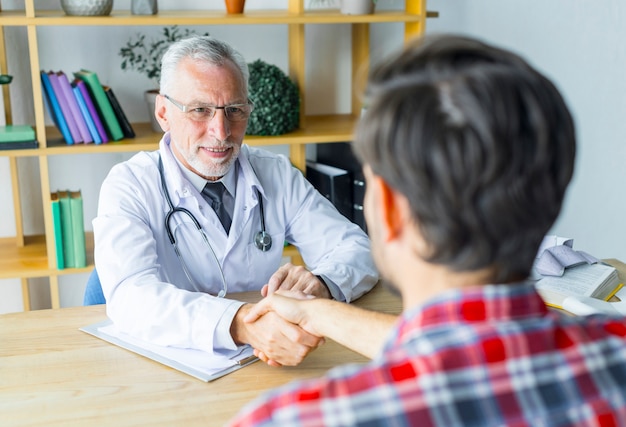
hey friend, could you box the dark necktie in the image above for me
[202,182,232,233]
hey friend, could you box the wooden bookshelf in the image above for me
[1,1,433,310]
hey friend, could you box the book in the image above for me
[103,85,135,138]
[73,79,109,144]
[40,70,74,144]
[73,69,124,141]
[57,190,75,268]
[69,190,87,268]
[0,125,35,142]
[72,84,102,144]
[50,192,65,269]
[80,319,258,382]
[56,71,93,143]
[48,71,82,143]
[0,140,38,150]
[306,161,352,220]
[534,262,623,309]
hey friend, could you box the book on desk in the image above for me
[532,239,624,314]
[534,262,623,309]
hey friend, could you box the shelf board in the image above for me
[0,9,426,26]
[0,234,94,280]
[0,234,302,280]
[1,114,358,157]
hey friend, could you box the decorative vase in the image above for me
[131,0,158,15]
[60,0,113,16]
[144,90,162,133]
[225,0,245,14]
[340,0,375,15]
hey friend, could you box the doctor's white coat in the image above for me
[93,135,378,354]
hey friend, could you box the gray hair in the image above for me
[159,35,249,95]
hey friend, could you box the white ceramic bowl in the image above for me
[60,0,113,16]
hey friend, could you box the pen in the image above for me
[237,355,259,366]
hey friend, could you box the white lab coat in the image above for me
[93,134,378,354]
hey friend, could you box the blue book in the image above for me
[40,71,73,144]
[72,85,102,144]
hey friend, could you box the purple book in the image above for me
[48,71,82,143]
[56,71,92,143]
[73,78,109,143]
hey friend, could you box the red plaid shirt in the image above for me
[229,283,626,426]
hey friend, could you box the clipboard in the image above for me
[80,320,258,382]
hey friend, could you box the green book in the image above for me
[0,125,36,142]
[69,190,87,268]
[50,193,65,269]
[73,69,124,141]
[58,190,75,268]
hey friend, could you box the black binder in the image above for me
[306,161,352,221]
[316,142,367,231]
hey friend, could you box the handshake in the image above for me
[231,263,396,367]
[230,263,329,367]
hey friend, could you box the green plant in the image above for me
[246,60,300,136]
[119,26,208,88]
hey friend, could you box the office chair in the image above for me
[83,268,106,305]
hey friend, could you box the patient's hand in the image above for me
[231,301,323,367]
[243,291,325,365]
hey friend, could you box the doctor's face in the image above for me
[156,57,249,181]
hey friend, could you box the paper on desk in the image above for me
[80,320,258,382]
[531,235,600,278]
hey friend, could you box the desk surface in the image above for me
[0,284,402,427]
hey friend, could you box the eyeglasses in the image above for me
[163,94,254,122]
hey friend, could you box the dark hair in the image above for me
[352,35,576,282]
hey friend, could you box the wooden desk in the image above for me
[0,285,402,427]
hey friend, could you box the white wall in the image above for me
[2,0,625,312]
[426,0,626,261]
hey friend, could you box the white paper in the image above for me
[80,320,258,382]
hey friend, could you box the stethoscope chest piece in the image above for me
[254,230,272,252]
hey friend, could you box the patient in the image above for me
[228,34,626,426]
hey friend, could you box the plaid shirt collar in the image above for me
[386,282,549,352]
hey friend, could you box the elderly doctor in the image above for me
[93,36,378,366]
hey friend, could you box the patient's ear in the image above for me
[372,176,406,243]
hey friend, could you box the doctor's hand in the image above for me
[245,290,323,366]
[231,302,324,367]
[262,263,331,299]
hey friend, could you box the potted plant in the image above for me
[340,0,376,15]
[119,26,208,132]
[246,60,300,136]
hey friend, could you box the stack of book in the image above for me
[0,124,38,150]
[40,69,135,144]
[50,190,87,269]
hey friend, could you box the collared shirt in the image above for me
[94,133,378,355]
[174,153,238,220]
[228,283,626,426]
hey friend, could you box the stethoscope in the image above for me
[158,155,272,297]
